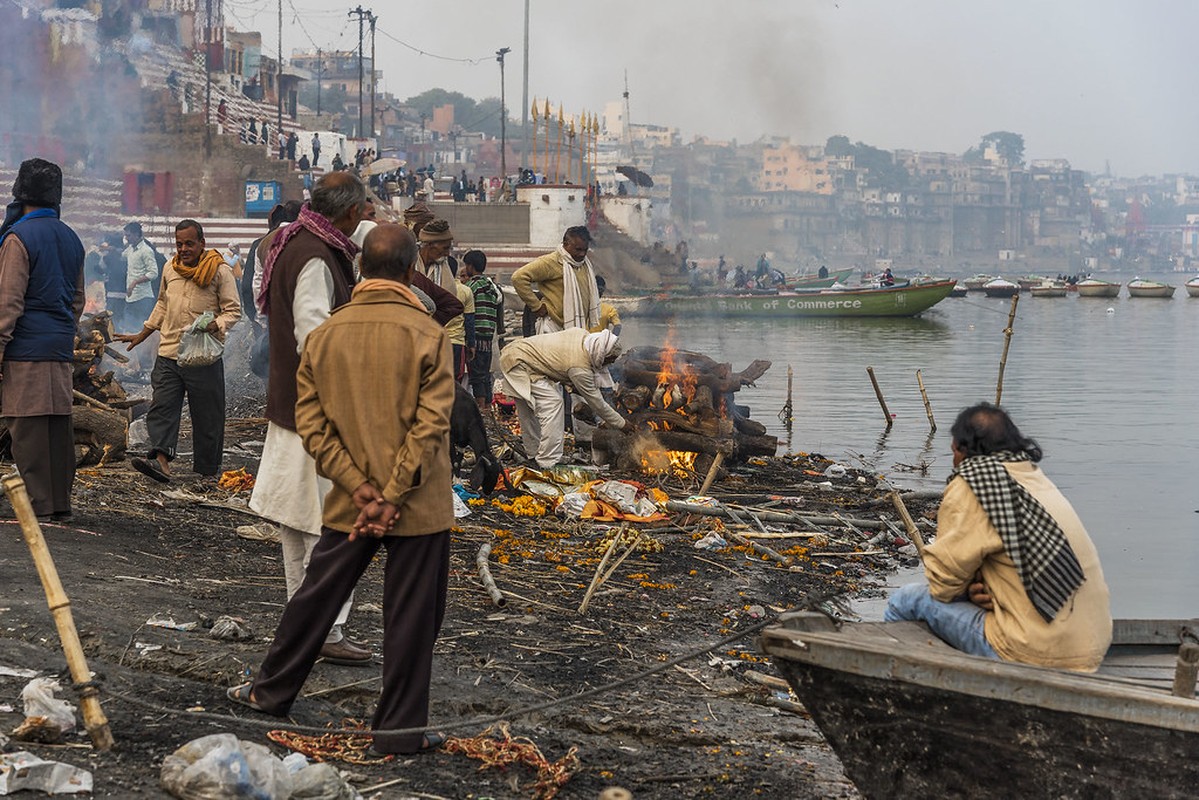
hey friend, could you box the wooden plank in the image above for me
[1112,619,1199,646]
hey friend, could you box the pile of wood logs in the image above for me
[0,312,134,466]
[591,346,778,472]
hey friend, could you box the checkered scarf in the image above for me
[950,451,1085,622]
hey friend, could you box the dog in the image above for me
[451,384,502,494]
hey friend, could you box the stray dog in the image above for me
[451,384,502,494]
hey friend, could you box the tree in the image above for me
[978,131,1025,166]
[825,135,852,157]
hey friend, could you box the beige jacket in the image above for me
[499,328,626,429]
[511,251,595,328]
[295,287,455,536]
[924,461,1112,671]
[144,253,242,359]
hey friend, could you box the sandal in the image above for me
[132,457,171,484]
[226,683,266,713]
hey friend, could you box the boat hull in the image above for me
[790,267,855,289]
[1187,282,1199,298]
[1077,284,1121,298]
[1030,286,1067,298]
[1128,285,1176,298]
[773,659,1199,800]
[982,286,1019,298]
[624,280,957,318]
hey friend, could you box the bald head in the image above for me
[360,223,418,283]
[311,171,367,235]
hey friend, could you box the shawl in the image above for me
[172,249,224,288]
[950,452,1085,622]
[558,245,600,330]
[257,204,359,314]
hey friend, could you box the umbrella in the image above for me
[616,165,654,188]
[362,157,405,176]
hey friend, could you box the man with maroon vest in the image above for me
[249,172,371,665]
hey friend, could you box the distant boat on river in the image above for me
[617,280,958,319]
[1029,280,1068,298]
[1076,278,1122,298]
[1186,277,1199,298]
[962,274,996,291]
[982,277,1019,298]
[1127,278,1176,298]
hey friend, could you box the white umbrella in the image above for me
[362,157,405,176]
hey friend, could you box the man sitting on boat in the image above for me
[885,403,1112,672]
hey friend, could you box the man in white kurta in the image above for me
[249,172,370,665]
[499,329,628,467]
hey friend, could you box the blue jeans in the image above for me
[884,583,1000,659]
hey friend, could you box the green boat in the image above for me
[621,280,958,318]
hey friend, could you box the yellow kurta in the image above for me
[924,461,1112,672]
[511,251,595,328]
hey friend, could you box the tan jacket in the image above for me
[511,251,595,328]
[499,328,626,430]
[924,461,1112,672]
[295,287,455,536]
[145,253,242,359]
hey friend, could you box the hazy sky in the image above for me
[230,0,1198,177]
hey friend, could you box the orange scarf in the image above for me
[352,278,425,310]
[173,249,224,288]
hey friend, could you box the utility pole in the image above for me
[369,12,377,142]
[204,0,213,155]
[315,48,322,117]
[496,47,511,182]
[276,0,283,139]
[349,6,369,139]
[520,0,529,173]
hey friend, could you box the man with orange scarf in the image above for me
[117,219,241,481]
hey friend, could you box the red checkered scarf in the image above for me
[256,204,359,315]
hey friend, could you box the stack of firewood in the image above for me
[590,346,778,473]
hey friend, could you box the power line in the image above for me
[374,25,491,65]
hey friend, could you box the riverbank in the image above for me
[0,415,935,798]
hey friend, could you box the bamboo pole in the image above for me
[553,106,564,183]
[3,474,114,750]
[995,293,1020,405]
[475,542,507,608]
[566,118,575,186]
[889,490,926,558]
[542,99,551,181]
[530,98,540,178]
[697,451,726,496]
[915,369,936,432]
[866,367,893,428]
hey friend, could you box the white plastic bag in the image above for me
[20,678,75,732]
[177,311,223,367]
[0,751,92,795]
[160,733,290,800]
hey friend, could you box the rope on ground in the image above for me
[104,615,781,737]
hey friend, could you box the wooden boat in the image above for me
[982,277,1019,298]
[1017,274,1052,290]
[789,267,855,290]
[1127,278,1176,298]
[620,280,958,319]
[760,612,1199,799]
[948,285,968,298]
[1029,280,1068,298]
[1186,277,1199,298]
[1076,278,1122,298]
[962,273,996,291]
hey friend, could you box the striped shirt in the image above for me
[466,274,502,339]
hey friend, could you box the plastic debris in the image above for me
[209,616,251,641]
[0,751,92,795]
[556,492,591,520]
[145,613,198,632]
[19,679,75,732]
[822,464,848,478]
[0,666,38,679]
[693,532,728,551]
[453,491,472,519]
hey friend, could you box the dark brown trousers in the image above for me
[7,415,74,516]
[251,527,449,753]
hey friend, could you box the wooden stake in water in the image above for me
[866,366,893,428]
[778,365,794,426]
[995,294,1020,405]
[3,473,115,751]
[916,369,936,432]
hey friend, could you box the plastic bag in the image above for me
[160,733,290,800]
[178,311,223,367]
[20,679,75,732]
[0,750,92,795]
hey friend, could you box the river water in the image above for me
[620,273,1199,618]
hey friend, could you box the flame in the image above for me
[641,449,698,478]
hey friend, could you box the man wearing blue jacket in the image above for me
[0,159,85,520]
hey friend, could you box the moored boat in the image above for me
[1017,274,1052,290]
[948,285,968,298]
[962,273,996,291]
[1127,278,1176,298]
[760,612,1199,800]
[1029,280,1068,298]
[619,280,958,319]
[1076,278,1122,298]
[981,277,1019,298]
[1186,276,1199,297]
[789,267,855,290]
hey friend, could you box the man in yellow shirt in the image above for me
[885,403,1111,672]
